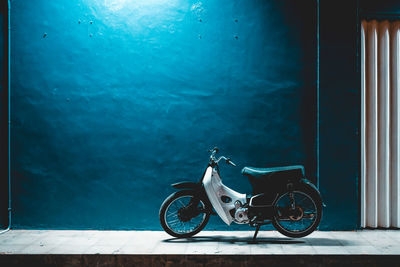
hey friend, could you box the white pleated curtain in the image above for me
[361,20,400,228]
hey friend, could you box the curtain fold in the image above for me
[361,20,400,228]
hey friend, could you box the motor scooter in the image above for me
[159,147,322,240]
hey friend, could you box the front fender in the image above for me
[170,182,215,214]
[171,181,200,190]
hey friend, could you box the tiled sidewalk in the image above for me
[0,230,399,255]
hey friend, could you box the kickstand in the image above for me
[252,225,261,241]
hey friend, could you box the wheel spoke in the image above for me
[167,214,178,219]
[178,199,187,208]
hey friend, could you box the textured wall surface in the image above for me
[0,2,8,229]
[7,0,317,230]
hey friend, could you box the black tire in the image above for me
[272,185,322,238]
[159,190,210,238]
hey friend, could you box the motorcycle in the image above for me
[159,147,323,240]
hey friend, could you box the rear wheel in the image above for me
[159,190,210,238]
[272,187,322,238]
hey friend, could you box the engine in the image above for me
[233,201,249,224]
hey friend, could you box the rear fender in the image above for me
[299,179,319,193]
[299,178,324,205]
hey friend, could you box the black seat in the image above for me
[241,165,305,178]
[242,165,305,196]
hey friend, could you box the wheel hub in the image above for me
[178,207,194,222]
[288,206,304,221]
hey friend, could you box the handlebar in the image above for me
[208,147,237,167]
[215,156,237,166]
[225,157,237,167]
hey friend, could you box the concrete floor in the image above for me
[0,230,399,255]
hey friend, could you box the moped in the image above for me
[159,147,322,240]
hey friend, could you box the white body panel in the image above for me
[202,166,246,225]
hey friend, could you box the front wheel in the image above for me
[159,190,210,238]
[272,187,322,238]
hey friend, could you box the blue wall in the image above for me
[5,0,318,230]
[0,1,8,229]
[4,0,399,231]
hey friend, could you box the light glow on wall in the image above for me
[103,0,181,12]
